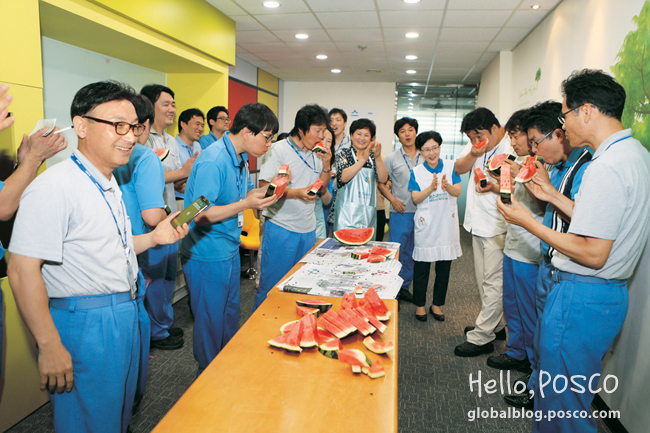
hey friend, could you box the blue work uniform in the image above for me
[174,135,201,201]
[198,131,218,150]
[113,143,165,405]
[180,131,254,376]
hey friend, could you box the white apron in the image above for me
[412,160,462,262]
[333,149,377,232]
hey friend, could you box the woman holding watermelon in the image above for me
[409,131,462,321]
[332,118,388,232]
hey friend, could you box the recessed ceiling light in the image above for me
[295,33,309,39]
[403,0,421,3]
[263,1,280,8]
[316,54,328,60]
[406,70,417,74]
[531,4,541,9]
[405,55,418,60]
[331,69,341,74]
[405,32,419,39]
[409,102,414,105]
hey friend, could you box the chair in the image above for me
[240,208,261,280]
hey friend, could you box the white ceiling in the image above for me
[207,0,561,85]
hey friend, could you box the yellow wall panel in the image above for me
[0,0,43,88]
[257,70,279,95]
[257,92,279,117]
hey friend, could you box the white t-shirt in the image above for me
[458,134,513,238]
[146,129,181,212]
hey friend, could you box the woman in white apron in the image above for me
[409,131,462,322]
[333,119,388,235]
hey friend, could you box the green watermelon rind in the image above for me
[363,336,395,354]
[338,349,372,367]
[296,299,333,314]
[334,228,375,245]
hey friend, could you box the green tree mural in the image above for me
[611,1,650,151]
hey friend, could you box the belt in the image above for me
[551,269,624,285]
[50,292,134,311]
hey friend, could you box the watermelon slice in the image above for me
[474,137,488,150]
[536,155,546,164]
[153,148,169,162]
[368,359,386,379]
[296,299,332,314]
[474,168,487,187]
[514,163,537,183]
[296,305,320,318]
[282,319,303,352]
[267,176,289,198]
[363,336,394,354]
[340,293,358,310]
[351,252,370,260]
[339,309,371,336]
[267,333,286,349]
[299,314,318,348]
[523,155,536,166]
[367,255,386,263]
[487,153,516,176]
[315,329,336,344]
[318,338,342,359]
[364,287,391,318]
[500,163,512,205]
[308,179,323,196]
[369,246,392,257]
[280,320,299,334]
[312,142,327,154]
[351,365,362,374]
[368,284,382,291]
[354,285,363,294]
[318,315,348,339]
[278,164,290,175]
[337,349,372,368]
[366,314,387,333]
[324,310,356,335]
[334,228,375,245]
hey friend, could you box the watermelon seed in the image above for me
[370,393,374,395]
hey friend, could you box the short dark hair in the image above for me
[460,107,500,134]
[349,118,376,138]
[229,103,279,136]
[206,106,229,125]
[70,80,137,119]
[415,131,443,150]
[504,109,530,135]
[132,94,155,125]
[140,84,175,105]
[324,124,336,166]
[561,69,626,121]
[290,104,328,137]
[178,108,205,132]
[394,117,419,135]
[522,101,563,136]
[328,108,347,123]
[276,132,289,142]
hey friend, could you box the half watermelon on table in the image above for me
[334,227,375,245]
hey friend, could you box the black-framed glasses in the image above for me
[83,116,145,136]
[259,132,274,143]
[558,104,584,125]
[530,131,553,148]
[217,116,231,123]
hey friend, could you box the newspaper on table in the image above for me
[279,238,403,299]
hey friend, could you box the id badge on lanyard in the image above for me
[236,158,248,228]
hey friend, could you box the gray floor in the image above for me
[7,229,612,433]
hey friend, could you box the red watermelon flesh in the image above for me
[268,333,286,349]
[153,148,169,161]
[280,320,299,334]
[367,315,387,333]
[334,228,375,245]
[474,137,489,150]
[318,315,348,339]
[319,338,342,352]
[474,168,487,187]
[278,164,290,175]
[282,319,303,352]
[341,293,358,310]
[515,164,537,183]
[269,176,289,198]
[316,329,336,344]
[338,349,372,367]
[339,309,371,336]
[324,310,356,334]
[299,315,318,348]
[364,287,390,315]
[351,252,370,260]
[369,246,392,256]
[523,155,536,166]
[313,142,327,153]
[296,299,333,314]
[363,336,394,354]
[368,359,386,379]
[296,305,320,318]
[367,254,386,263]
[308,179,323,195]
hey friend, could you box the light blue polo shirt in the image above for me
[198,131,218,150]
[180,132,254,262]
[113,144,165,236]
[175,135,202,200]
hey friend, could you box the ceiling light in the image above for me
[531,4,541,9]
[409,102,414,105]
[403,0,421,3]
[295,33,309,39]
[405,55,418,60]
[406,70,417,74]
[263,1,280,8]
[405,32,419,39]
[331,69,341,74]
[316,54,328,60]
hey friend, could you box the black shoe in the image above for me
[504,393,534,409]
[514,372,532,391]
[464,325,507,341]
[415,313,427,322]
[487,353,531,372]
[169,327,184,338]
[454,341,494,357]
[398,289,414,304]
[429,306,444,321]
[150,334,184,350]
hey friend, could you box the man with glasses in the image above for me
[256,104,333,311]
[175,108,204,206]
[501,100,592,410]
[180,103,280,375]
[499,69,650,433]
[454,107,512,357]
[199,106,230,150]
[7,81,188,432]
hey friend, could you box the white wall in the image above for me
[477,1,650,432]
[476,51,512,122]
[229,56,258,86]
[280,82,397,153]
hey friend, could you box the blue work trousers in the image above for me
[528,256,554,392]
[49,293,139,433]
[135,271,150,407]
[502,255,538,362]
[141,242,178,341]
[534,274,627,433]
[182,254,241,376]
[388,211,415,290]
[256,221,315,311]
